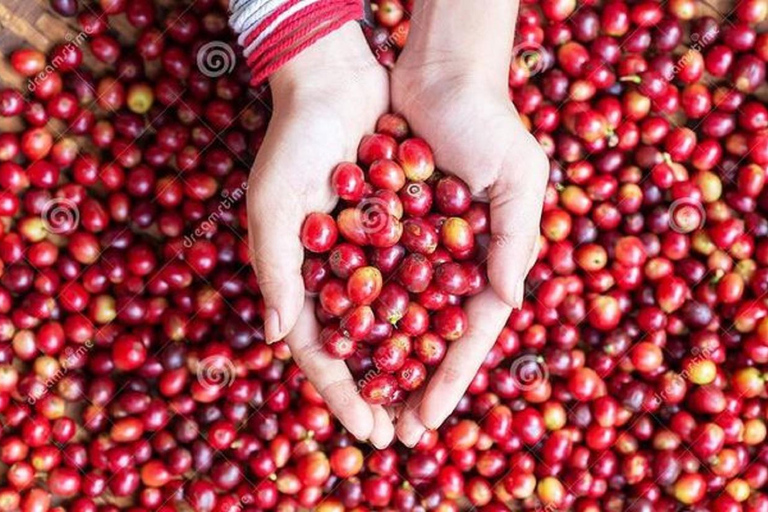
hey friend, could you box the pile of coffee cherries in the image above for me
[0,0,766,510]
[300,121,486,404]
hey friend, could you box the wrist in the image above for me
[398,0,518,90]
[241,0,365,86]
[270,22,380,103]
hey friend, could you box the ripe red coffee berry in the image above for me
[301,212,338,253]
[433,305,468,341]
[331,162,366,202]
[10,49,46,77]
[397,138,435,181]
[321,327,357,360]
[372,282,409,324]
[372,333,411,372]
[358,133,397,166]
[397,358,427,391]
[346,266,383,306]
[340,305,375,341]
[440,217,475,256]
[369,159,406,191]
[435,176,472,215]
[360,374,399,405]
[329,243,367,279]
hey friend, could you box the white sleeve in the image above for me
[239,0,323,57]
[229,0,288,54]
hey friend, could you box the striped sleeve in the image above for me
[229,0,365,86]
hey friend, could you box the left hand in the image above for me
[390,45,549,445]
[246,23,395,447]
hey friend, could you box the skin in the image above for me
[247,0,547,447]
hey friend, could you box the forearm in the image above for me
[403,0,519,87]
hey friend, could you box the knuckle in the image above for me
[321,378,357,407]
[489,178,517,205]
[440,365,462,386]
[247,182,279,212]
[490,230,523,249]
[250,250,278,277]
[291,341,322,369]
[528,144,551,189]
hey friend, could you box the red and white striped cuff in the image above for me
[230,0,364,86]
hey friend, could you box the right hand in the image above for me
[388,16,548,445]
[247,22,394,446]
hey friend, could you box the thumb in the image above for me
[248,192,306,344]
[487,148,548,308]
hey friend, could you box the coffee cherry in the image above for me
[360,374,398,405]
[397,138,434,181]
[301,213,338,253]
[332,163,366,202]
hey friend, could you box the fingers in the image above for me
[286,298,375,441]
[487,141,548,308]
[370,406,395,449]
[419,289,513,430]
[248,178,306,344]
[395,387,427,447]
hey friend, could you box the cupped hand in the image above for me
[247,23,394,446]
[390,52,549,445]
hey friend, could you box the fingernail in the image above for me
[371,437,391,450]
[401,425,426,447]
[508,280,524,309]
[264,308,282,344]
[516,280,525,308]
[350,429,370,443]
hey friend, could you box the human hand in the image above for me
[247,23,394,446]
[390,2,549,444]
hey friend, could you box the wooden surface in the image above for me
[0,0,173,133]
[0,0,138,83]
